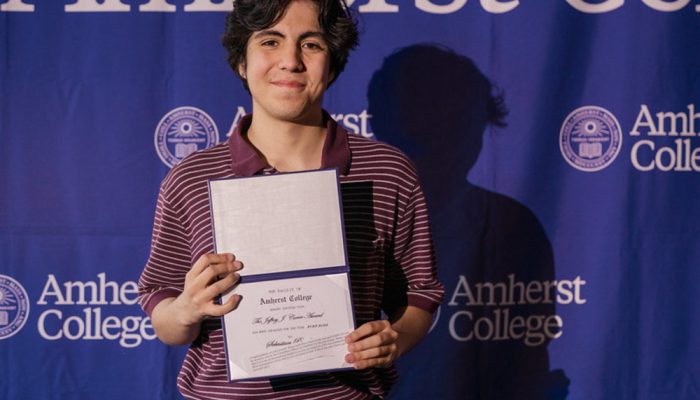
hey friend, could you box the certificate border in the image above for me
[238,265,348,284]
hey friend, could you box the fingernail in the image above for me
[345,354,354,363]
[347,344,355,352]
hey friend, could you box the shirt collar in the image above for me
[228,111,351,177]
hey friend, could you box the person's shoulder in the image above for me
[347,134,416,167]
[160,142,231,194]
[346,134,419,186]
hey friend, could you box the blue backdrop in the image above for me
[2,1,699,399]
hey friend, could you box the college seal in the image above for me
[154,106,220,168]
[560,106,622,172]
[0,274,30,340]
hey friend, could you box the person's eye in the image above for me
[302,41,324,51]
[260,40,278,47]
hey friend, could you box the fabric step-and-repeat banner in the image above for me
[1,1,699,399]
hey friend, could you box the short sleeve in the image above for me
[383,180,444,315]
[138,183,192,316]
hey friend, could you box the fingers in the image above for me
[346,342,397,361]
[186,254,242,291]
[347,322,397,352]
[345,347,397,369]
[346,320,390,344]
[188,253,235,280]
[201,293,242,317]
[201,269,241,301]
[345,320,399,369]
[177,253,245,323]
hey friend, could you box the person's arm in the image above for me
[150,253,243,346]
[345,167,443,369]
[344,305,432,369]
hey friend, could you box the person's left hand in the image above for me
[345,320,400,369]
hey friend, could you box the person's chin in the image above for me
[270,100,322,121]
[269,107,316,124]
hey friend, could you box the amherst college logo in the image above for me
[155,106,219,168]
[560,105,622,172]
[0,274,30,340]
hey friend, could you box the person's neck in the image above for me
[246,111,327,172]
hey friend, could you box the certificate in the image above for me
[208,169,356,381]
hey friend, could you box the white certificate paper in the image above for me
[220,274,354,380]
[209,169,347,276]
[208,169,356,381]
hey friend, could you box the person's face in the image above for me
[239,0,333,125]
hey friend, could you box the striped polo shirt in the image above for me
[139,113,444,400]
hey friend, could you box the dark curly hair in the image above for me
[222,0,359,90]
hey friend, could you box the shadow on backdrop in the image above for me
[368,44,570,400]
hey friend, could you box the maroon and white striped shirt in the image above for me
[139,113,444,400]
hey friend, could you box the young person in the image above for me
[138,1,443,398]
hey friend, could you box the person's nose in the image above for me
[278,43,304,72]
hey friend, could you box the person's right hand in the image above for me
[172,253,243,327]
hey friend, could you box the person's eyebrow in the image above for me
[299,31,325,41]
[252,30,326,41]
[252,30,285,39]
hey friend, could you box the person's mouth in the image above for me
[271,80,305,89]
